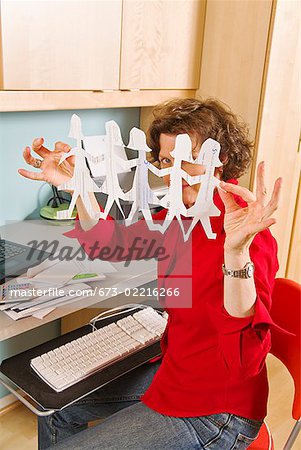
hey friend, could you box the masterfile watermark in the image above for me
[26,237,170,267]
[9,287,95,298]
[2,218,193,308]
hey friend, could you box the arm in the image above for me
[210,165,292,378]
[219,163,282,317]
[223,249,256,317]
[208,230,292,379]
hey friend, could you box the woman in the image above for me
[19,98,285,450]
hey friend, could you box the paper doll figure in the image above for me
[57,114,103,220]
[156,134,202,236]
[123,127,170,230]
[184,138,223,240]
[83,134,132,179]
[95,120,137,219]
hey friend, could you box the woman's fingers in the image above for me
[53,142,74,164]
[31,138,71,157]
[256,161,267,206]
[54,142,75,166]
[262,177,282,220]
[54,141,71,153]
[220,181,256,203]
[249,217,276,234]
[23,146,42,167]
[32,137,50,158]
[18,168,45,181]
[217,185,240,213]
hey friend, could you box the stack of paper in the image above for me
[2,282,91,320]
[0,258,116,320]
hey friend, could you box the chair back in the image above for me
[270,278,301,420]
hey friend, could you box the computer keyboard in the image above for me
[0,240,27,264]
[30,307,167,392]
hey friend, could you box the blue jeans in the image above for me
[39,361,262,450]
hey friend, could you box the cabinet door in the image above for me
[0,0,122,90]
[120,0,205,90]
[197,0,273,188]
[251,0,300,276]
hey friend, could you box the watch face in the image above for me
[246,263,254,278]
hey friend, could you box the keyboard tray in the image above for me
[0,308,162,412]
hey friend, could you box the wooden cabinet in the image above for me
[0,0,122,90]
[0,0,205,97]
[251,0,300,279]
[196,0,300,280]
[197,0,273,188]
[120,0,205,90]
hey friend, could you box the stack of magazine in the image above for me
[0,258,116,320]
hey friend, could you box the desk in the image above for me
[0,220,158,341]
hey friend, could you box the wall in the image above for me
[0,108,140,222]
[0,107,140,398]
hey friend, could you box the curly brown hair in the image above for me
[147,97,253,181]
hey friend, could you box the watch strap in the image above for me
[222,262,254,279]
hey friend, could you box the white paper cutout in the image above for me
[92,121,132,219]
[57,115,223,240]
[151,134,196,237]
[124,127,169,230]
[184,138,223,240]
[57,114,102,220]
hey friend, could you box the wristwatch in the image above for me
[222,261,255,279]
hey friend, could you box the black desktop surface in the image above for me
[0,308,162,411]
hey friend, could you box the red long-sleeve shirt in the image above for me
[64,179,290,420]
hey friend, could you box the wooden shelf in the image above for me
[0,89,196,112]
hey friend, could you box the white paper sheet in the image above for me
[4,306,55,321]
[25,255,116,286]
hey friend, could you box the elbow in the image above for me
[223,303,255,318]
[219,328,271,380]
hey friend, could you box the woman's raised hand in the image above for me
[18,138,75,187]
[218,162,282,254]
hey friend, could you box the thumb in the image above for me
[217,185,239,213]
